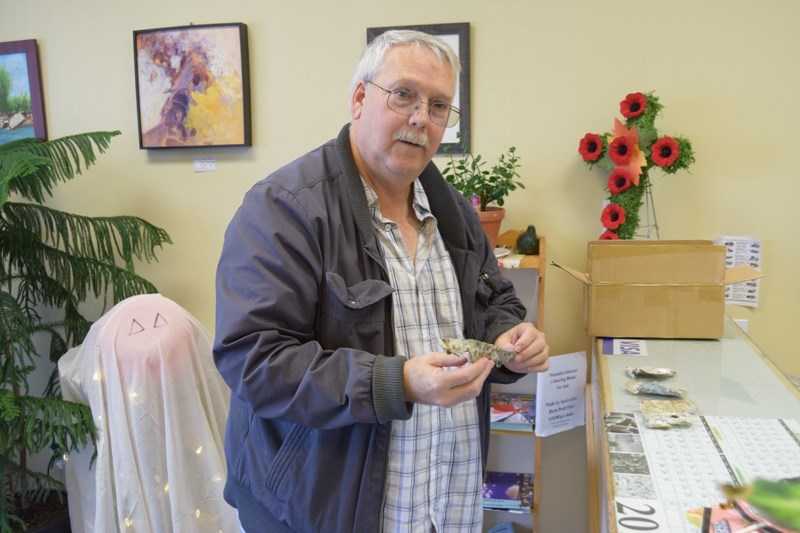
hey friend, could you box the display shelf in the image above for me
[496,231,546,329]
[483,439,536,531]
[486,375,540,533]
[484,232,546,533]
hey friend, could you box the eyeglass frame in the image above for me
[364,80,461,128]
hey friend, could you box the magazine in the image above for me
[482,471,534,511]
[489,392,536,432]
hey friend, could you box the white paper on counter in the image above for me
[535,351,587,437]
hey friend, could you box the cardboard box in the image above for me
[552,240,764,339]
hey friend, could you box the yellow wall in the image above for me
[6,1,797,375]
[6,2,799,531]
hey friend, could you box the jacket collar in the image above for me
[334,123,467,251]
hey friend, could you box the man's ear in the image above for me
[350,81,367,119]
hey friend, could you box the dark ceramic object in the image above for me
[516,225,540,255]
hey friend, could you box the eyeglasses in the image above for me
[365,80,461,128]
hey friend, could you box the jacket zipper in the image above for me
[363,244,395,530]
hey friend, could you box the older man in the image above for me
[214,29,549,532]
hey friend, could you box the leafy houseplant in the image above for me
[578,91,695,240]
[442,134,525,248]
[442,134,524,212]
[0,131,172,531]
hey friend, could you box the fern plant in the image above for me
[0,131,172,531]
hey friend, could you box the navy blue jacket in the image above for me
[213,124,527,532]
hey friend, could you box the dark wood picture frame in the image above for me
[133,22,251,149]
[366,22,471,154]
[0,39,47,144]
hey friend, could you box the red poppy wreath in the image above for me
[578,92,695,240]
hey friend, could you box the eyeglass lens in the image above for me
[369,81,459,128]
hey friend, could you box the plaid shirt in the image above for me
[364,180,483,533]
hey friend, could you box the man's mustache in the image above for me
[393,129,429,148]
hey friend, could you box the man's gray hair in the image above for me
[350,29,461,99]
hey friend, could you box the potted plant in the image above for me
[441,133,525,249]
[0,130,172,531]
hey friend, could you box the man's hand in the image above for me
[403,353,494,407]
[496,323,550,374]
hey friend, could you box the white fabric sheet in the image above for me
[59,294,239,533]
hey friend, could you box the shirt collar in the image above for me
[361,178,435,226]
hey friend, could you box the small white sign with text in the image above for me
[535,351,587,437]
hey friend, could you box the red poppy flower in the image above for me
[609,119,646,183]
[601,203,626,230]
[651,137,681,167]
[607,168,634,195]
[651,137,680,167]
[620,92,647,119]
[608,136,635,166]
[599,230,619,240]
[579,133,604,162]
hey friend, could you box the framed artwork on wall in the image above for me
[133,22,251,149]
[0,39,47,145]
[366,22,471,154]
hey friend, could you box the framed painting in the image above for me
[366,22,470,154]
[133,23,251,149]
[0,39,47,145]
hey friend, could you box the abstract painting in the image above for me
[133,23,251,149]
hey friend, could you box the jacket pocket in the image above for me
[318,272,393,348]
[264,424,311,494]
[263,423,378,531]
[321,272,393,323]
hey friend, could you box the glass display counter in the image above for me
[586,317,800,533]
